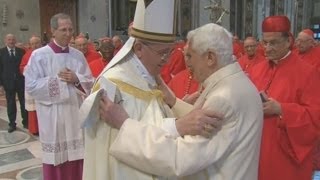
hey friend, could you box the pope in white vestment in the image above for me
[83,0,178,179]
[83,50,175,180]
[109,62,263,180]
[98,23,264,180]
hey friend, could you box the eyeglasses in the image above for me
[262,39,286,49]
[141,42,172,60]
[244,45,257,49]
[295,38,312,43]
[57,27,74,34]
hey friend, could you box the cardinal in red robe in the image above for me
[20,36,42,135]
[168,68,199,99]
[232,35,244,59]
[250,15,320,180]
[238,36,266,76]
[75,36,101,64]
[161,41,186,84]
[89,38,114,78]
[256,41,266,56]
[296,29,320,170]
[295,29,320,71]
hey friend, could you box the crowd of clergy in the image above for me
[1,11,320,180]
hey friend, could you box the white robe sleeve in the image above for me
[24,49,94,105]
[109,97,237,177]
[171,98,193,118]
[24,63,70,105]
[75,62,94,95]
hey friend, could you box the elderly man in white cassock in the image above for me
[82,0,222,180]
[99,24,264,179]
[90,20,264,180]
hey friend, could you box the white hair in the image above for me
[187,23,233,67]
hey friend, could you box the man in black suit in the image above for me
[0,34,28,133]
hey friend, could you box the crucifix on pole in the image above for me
[204,0,229,25]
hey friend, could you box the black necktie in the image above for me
[10,49,14,57]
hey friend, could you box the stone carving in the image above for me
[204,0,229,24]
[90,15,96,22]
[244,0,253,36]
[276,0,284,14]
[2,4,8,25]
[16,10,24,19]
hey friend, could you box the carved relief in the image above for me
[16,10,24,19]
[276,0,284,15]
[270,0,276,15]
[296,0,304,31]
[244,0,253,36]
[180,0,192,37]
[270,0,284,15]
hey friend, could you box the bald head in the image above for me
[29,36,42,50]
[5,34,16,48]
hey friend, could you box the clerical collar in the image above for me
[48,40,69,53]
[270,51,291,64]
[131,53,157,88]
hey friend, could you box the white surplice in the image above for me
[109,63,264,180]
[24,46,94,165]
[83,52,175,180]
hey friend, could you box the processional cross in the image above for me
[204,0,230,24]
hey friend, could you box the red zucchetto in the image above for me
[301,28,314,38]
[262,15,291,32]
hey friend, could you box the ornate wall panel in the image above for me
[230,0,243,37]
[179,0,192,37]
[295,0,304,32]
[270,0,284,15]
[244,0,254,37]
[39,0,77,39]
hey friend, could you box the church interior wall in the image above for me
[78,0,109,41]
[0,0,318,47]
[0,0,40,47]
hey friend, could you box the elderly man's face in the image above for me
[75,38,88,54]
[244,38,257,57]
[30,37,42,50]
[100,43,114,61]
[5,34,16,48]
[138,41,174,76]
[184,42,211,83]
[262,32,290,61]
[295,32,314,53]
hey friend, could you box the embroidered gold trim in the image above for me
[92,78,163,103]
[109,78,163,102]
[131,28,175,43]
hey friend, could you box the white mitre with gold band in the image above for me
[98,0,176,76]
[131,0,176,43]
